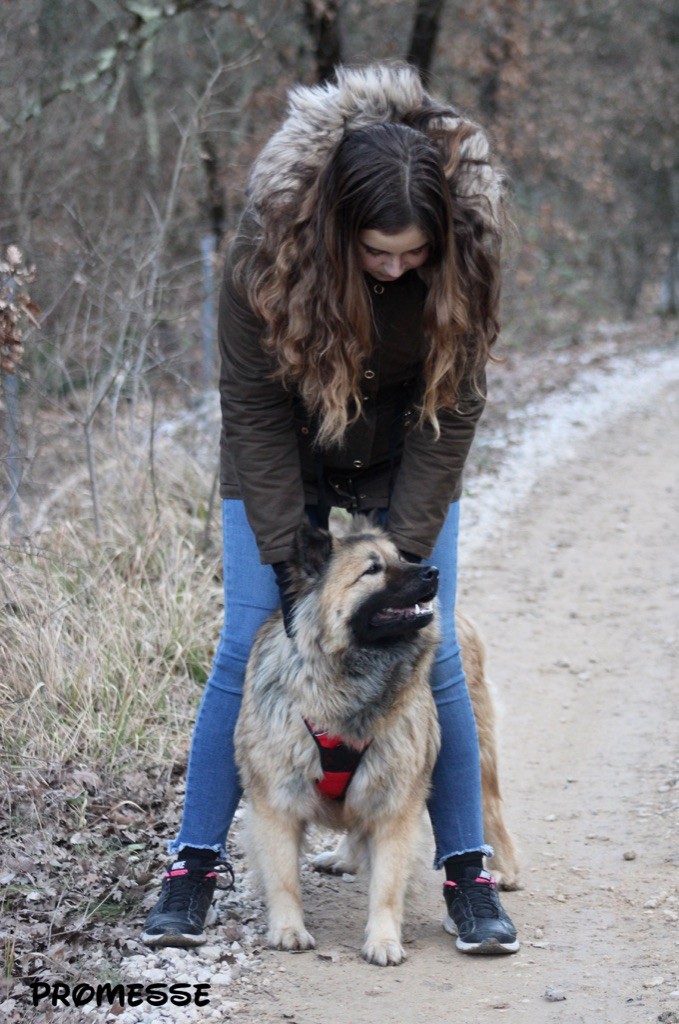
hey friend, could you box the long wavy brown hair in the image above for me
[239,112,502,447]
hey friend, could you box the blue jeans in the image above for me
[169,500,491,869]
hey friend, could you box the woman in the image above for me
[142,64,519,956]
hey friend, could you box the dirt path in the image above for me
[207,357,678,1024]
[4,345,677,1024]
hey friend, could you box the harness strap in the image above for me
[304,719,372,800]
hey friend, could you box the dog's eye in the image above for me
[362,563,382,576]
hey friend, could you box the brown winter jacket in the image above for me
[218,218,486,564]
[218,65,500,565]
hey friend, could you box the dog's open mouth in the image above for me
[369,599,435,627]
[351,567,439,645]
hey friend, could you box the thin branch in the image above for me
[6,0,234,131]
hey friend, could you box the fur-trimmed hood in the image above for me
[247,64,502,230]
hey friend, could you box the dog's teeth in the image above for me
[414,604,421,615]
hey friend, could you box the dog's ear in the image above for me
[292,522,333,583]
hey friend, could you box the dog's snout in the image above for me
[419,565,439,583]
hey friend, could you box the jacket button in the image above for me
[353,459,364,469]
[300,426,309,435]
[363,370,375,380]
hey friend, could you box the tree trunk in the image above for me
[659,167,679,316]
[477,1,516,122]
[663,243,679,318]
[407,0,446,87]
[200,136,226,249]
[611,235,648,320]
[303,0,344,84]
[38,0,70,102]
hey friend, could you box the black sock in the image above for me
[176,847,218,869]
[444,852,484,882]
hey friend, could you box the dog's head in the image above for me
[290,516,440,649]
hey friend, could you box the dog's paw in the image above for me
[268,924,316,952]
[361,938,405,967]
[497,873,523,891]
[490,865,523,891]
[310,850,358,876]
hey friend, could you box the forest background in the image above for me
[2,0,678,527]
[0,0,677,1005]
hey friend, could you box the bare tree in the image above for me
[662,167,679,316]
[303,0,344,83]
[10,0,237,130]
[407,0,446,87]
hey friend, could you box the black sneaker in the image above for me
[443,869,520,954]
[141,859,234,948]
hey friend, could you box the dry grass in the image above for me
[0,436,223,776]
[0,426,226,995]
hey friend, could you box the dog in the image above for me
[234,517,519,967]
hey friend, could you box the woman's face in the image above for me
[357,225,430,282]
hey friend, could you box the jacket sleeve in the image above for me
[218,230,306,564]
[386,370,486,559]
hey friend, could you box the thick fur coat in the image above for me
[246,64,502,235]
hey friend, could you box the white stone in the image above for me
[143,968,166,983]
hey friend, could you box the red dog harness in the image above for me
[304,720,372,800]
